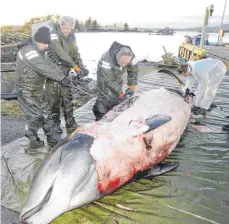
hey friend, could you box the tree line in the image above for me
[1,14,131,32]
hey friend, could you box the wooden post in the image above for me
[217,0,227,45]
[200,5,214,49]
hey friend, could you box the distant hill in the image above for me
[174,24,229,32]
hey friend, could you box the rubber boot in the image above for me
[55,126,63,134]
[194,108,207,117]
[222,124,229,131]
[207,103,217,112]
[25,132,44,154]
[46,133,62,148]
[30,137,45,149]
[52,113,63,134]
[66,118,80,134]
[25,130,44,150]
[191,106,200,113]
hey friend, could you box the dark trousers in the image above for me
[46,79,75,127]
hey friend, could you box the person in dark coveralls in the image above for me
[16,27,70,149]
[93,41,139,121]
[46,16,89,134]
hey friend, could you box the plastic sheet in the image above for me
[1,69,229,224]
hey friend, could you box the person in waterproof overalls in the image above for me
[16,27,70,149]
[177,58,227,117]
[93,41,139,121]
[46,16,89,134]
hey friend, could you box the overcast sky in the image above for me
[1,0,228,28]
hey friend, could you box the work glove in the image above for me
[117,92,125,104]
[60,77,71,87]
[119,92,125,99]
[184,88,190,97]
[72,65,82,78]
[125,85,135,98]
[183,88,195,103]
[184,88,195,97]
[73,65,81,72]
[72,65,81,76]
[79,65,89,76]
[73,65,89,80]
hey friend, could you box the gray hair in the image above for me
[59,16,75,27]
[116,47,133,59]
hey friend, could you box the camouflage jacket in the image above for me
[49,25,83,71]
[16,42,65,92]
[96,41,139,101]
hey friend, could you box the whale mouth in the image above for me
[20,133,96,223]
[20,183,54,222]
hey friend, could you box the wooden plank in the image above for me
[204,45,229,67]
[206,46,229,59]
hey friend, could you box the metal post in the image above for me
[200,5,214,49]
[200,8,208,49]
[217,0,227,45]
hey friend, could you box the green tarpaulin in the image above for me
[1,70,229,224]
